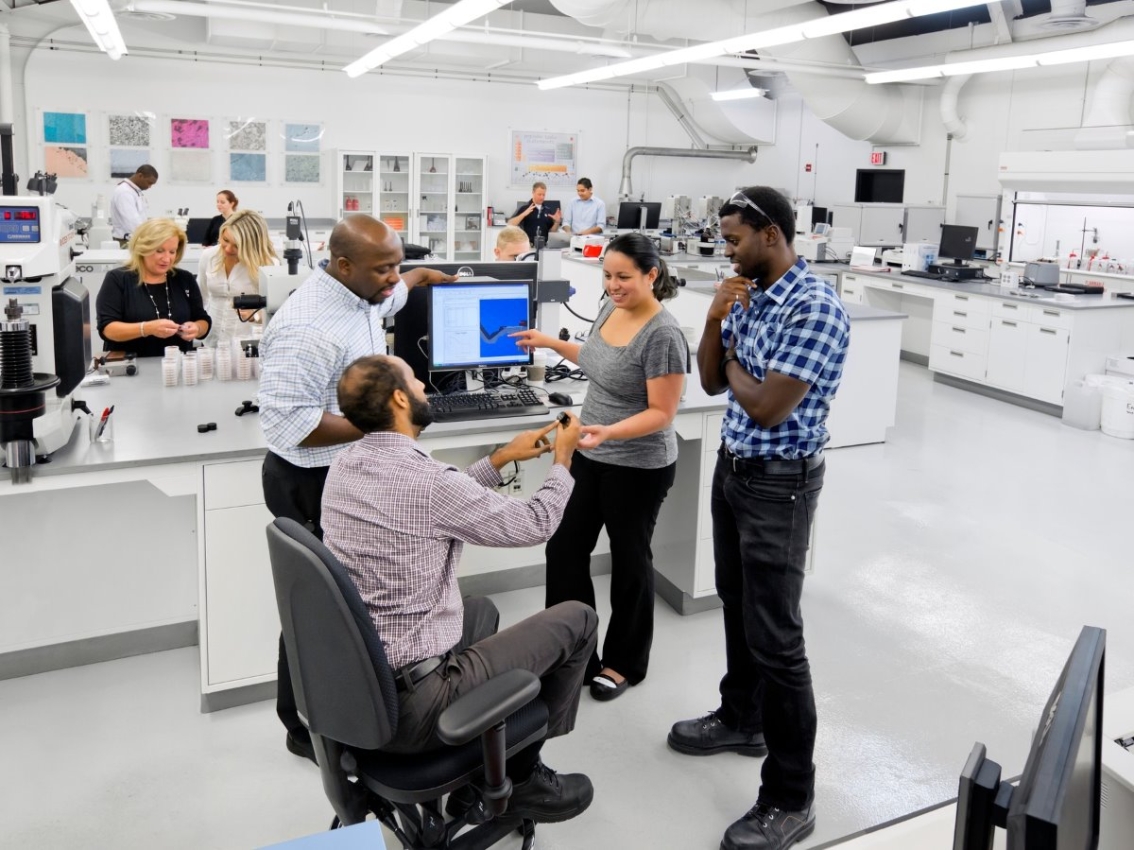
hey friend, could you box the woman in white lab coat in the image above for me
[197,209,278,348]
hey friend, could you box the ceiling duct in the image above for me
[1038,0,1101,35]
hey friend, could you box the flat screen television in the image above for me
[854,169,905,204]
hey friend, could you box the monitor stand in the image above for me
[928,261,982,280]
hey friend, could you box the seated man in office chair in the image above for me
[320,354,598,825]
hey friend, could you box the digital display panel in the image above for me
[0,207,41,244]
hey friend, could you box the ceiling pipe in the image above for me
[940,74,971,140]
[619,146,756,200]
[1074,56,1134,149]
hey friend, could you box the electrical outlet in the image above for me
[509,467,524,494]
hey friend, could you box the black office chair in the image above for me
[266,518,550,849]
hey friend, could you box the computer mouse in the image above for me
[547,391,574,407]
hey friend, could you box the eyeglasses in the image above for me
[724,192,775,229]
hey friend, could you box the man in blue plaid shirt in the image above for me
[668,187,849,850]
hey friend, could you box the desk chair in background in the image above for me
[266,518,550,850]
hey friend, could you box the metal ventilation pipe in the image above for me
[619,146,757,199]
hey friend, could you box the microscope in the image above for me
[0,196,92,482]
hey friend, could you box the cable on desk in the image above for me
[562,302,595,325]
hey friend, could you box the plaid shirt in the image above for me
[321,432,574,670]
[720,257,850,460]
[258,266,407,468]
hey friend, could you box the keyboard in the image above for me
[428,388,549,423]
[901,270,945,280]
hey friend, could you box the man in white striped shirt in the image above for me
[259,215,454,761]
[322,354,598,825]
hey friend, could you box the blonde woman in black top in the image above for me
[96,218,211,357]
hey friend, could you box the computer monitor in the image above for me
[951,625,1106,850]
[185,218,212,245]
[939,225,979,266]
[616,202,661,231]
[428,281,533,371]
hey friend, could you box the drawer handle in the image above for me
[950,350,964,357]
[955,295,969,301]
[953,310,967,317]
[1001,320,1017,327]
[1040,327,1058,335]
[892,282,904,290]
[1042,310,1060,317]
[1002,303,1018,310]
[952,327,966,333]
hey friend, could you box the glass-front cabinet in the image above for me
[339,150,486,260]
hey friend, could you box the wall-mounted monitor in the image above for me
[854,169,905,204]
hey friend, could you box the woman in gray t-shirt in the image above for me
[511,233,689,702]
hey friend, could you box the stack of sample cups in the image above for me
[237,346,252,381]
[216,345,232,381]
[197,347,214,380]
[162,352,180,387]
[182,351,199,386]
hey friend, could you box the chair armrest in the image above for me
[436,669,541,746]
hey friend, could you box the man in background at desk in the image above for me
[258,214,455,764]
[508,181,561,245]
[561,178,606,237]
[110,164,158,247]
[321,354,597,825]
[669,187,849,850]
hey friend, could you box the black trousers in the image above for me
[543,451,676,684]
[712,449,825,811]
[262,451,330,736]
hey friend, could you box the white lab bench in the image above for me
[838,269,1134,415]
[0,295,903,709]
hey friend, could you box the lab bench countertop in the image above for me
[20,361,729,479]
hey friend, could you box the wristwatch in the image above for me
[720,350,740,378]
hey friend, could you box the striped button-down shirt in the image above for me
[322,432,574,669]
[258,266,408,468]
[720,257,850,460]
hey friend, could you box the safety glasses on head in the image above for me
[724,192,775,230]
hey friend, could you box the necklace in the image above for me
[142,276,173,320]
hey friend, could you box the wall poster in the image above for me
[509,130,577,188]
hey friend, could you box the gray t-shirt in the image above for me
[577,300,690,469]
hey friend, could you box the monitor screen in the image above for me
[939,225,979,264]
[854,169,905,204]
[951,626,1106,850]
[428,282,533,371]
[616,202,662,230]
[185,218,212,245]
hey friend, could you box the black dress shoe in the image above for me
[721,801,815,850]
[590,673,630,701]
[285,730,317,765]
[668,711,767,757]
[507,761,594,824]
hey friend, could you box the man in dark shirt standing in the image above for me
[508,181,561,245]
[667,187,850,850]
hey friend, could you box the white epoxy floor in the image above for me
[2,362,1133,850]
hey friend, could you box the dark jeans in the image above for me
[262,451,330,737]
[389,598,598,781]
[544,452,677,684]
[712,448,825,811]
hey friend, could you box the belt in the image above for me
[394,655,445,693]
[720,446,824,476]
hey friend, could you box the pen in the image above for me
[95,407,110,440]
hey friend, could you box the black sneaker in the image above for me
[721,801,815,850]
[285,730,317,765]
[506,761,594,824]
[668,711,767,757]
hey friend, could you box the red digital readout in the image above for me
[14,211,37,221]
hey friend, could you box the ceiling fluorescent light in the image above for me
[866,38,1134,84]
[70,0,128,60]
[344,0,509,78]
[538,0,984,90]
[712,88,768,101]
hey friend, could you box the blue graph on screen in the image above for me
[479,299,528,359]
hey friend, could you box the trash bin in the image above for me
[1063,375,1106,431]
[1100,379,1134,439]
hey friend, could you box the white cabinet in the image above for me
[340,151,487,260]
[986,316,1028,391]
[839,273,864,304]
[985,301,1070,403]
[1024,324,1070,405]
[335,151,376,218]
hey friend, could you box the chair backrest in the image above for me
[266,518,400,750]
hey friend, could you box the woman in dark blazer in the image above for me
[96,218,211,357]
[201,189,238,247]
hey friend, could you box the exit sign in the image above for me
[870,151,887,166]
